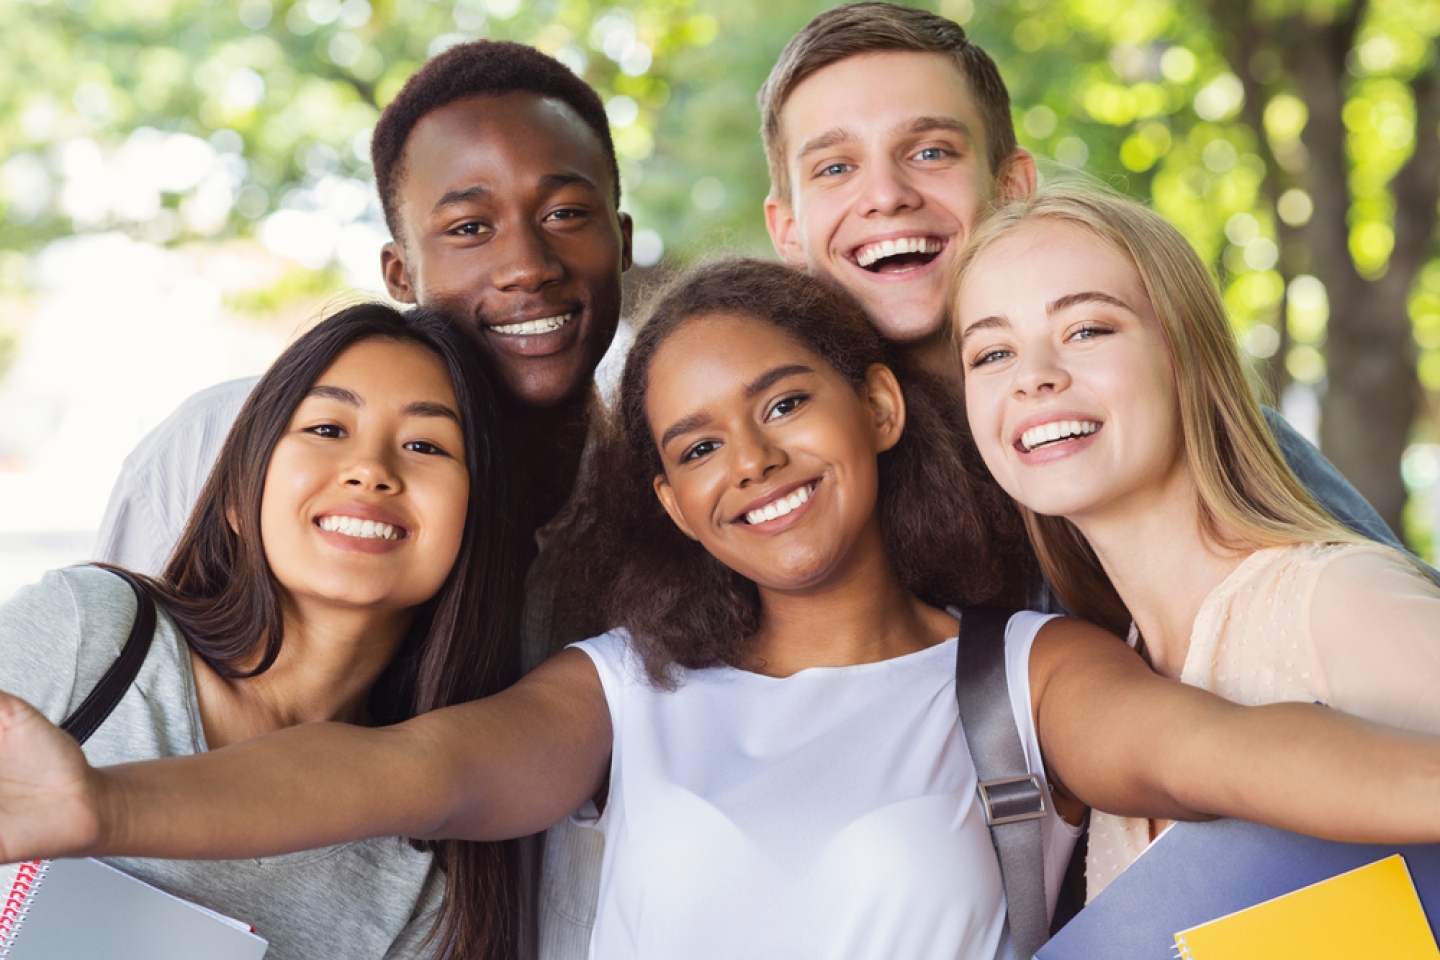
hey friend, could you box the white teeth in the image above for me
[318,515,404,540]
[491,313,571,336]
[1020,420,1099,453]
[744,483,813,525]
[855,236,942,268]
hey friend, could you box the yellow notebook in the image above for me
[1173,855,1440,960]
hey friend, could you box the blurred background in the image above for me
[0,0,1437,601]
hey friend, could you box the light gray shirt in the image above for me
[0,565,443,960]
[92,378,604,960]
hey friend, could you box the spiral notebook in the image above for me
[0,857,268,959]
[1172,854,1440,959]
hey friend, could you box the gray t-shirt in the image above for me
[0,565,444,960]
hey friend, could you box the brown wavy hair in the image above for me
[562,258,1036,685]
[144,303,524,959]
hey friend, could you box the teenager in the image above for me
[757,2,1415,559]
[0,303,524,959]
[953,187,1440,901]
[3,260,1440,960]
[90,41,632,959]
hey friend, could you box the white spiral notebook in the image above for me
[0,857,268,958]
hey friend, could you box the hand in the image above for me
[0,690,103,863]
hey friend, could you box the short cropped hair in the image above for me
[371,40,619,241]
[758,2,1018,203]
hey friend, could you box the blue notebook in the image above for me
[1037,819,1440,960]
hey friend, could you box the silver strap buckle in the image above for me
[977,774,1047,826]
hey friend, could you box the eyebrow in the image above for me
[796,126,854,161]
[657,364,815,450]
[959,291,1135,344]
[303,386,460,424]
[899,115,976,144]
[432,173,601,214]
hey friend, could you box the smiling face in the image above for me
[260,337,470,617]
[381,92,632,408]
[765,51,1034,346]
[957,221,1189,524]
[645,312,904,593]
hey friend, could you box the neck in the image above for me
[746,519,955,677]
[1068,469,1248,678]
[510,388,594,532]
[192,598,414,748]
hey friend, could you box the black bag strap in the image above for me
[59,568,157,746]
[950,605,1050,960]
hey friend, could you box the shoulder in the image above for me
[567,628,641,682]
[126,377,258,465]
[1305,542,1440,621]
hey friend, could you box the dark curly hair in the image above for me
[372,40,619,241]
[561,258,1038,685]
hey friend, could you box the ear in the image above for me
[618,211,635,272]
[996,148,1037,202]
[381,241,417,304]
[764,193,807,269]
[861,363,907,454]
[653,473,701,541]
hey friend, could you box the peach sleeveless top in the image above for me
[1085,542,1440,901]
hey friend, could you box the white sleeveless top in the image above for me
[571,611,1079,960]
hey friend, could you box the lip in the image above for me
[730,477,821,535]
[1009,411,1105,463]
[314,501,411,555]
[842,231,951,281]
[482,304,583,358]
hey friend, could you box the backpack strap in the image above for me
[60,568,158,747]
[950,605,1049,960]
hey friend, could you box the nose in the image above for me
[858,159,922,218]
[1012,342,1071,397]
[341,442,401,493]
[491,222,565,292]
[732,423,786,487]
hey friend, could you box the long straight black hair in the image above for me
[151,302,524,959]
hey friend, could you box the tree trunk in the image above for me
[1202,0,1440,538]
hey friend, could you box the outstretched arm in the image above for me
[1031,618,1440,842]
[0,649,611,864]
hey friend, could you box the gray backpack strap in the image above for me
[950,605,1049,960]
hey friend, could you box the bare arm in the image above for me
[1031,618,1440,842]
[0,648,611,863]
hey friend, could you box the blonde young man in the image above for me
[757,1,1406,557]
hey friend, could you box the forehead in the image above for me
[396,92,616,212]
[645,314,823,413]
[777,50,987,161]
[315,337,456,399]
[961,221,1148,315]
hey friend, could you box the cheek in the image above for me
[963,380,1010,470]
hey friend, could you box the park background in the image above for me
[0,0,1437,601]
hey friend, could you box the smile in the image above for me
[317,515,407,541]
[853,236,944,273]
[741,481,818,525]
[490,313,571,336]
[1018,420,1101,453]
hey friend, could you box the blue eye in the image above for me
[915,147,948,161]
[819,162,852,177]
[968,348,1013,369]
[1070,324,1113,341]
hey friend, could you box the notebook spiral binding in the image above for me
[0,862,48,955]
[1173,934,1194,959]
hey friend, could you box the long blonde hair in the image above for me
[950,187,1366,634]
